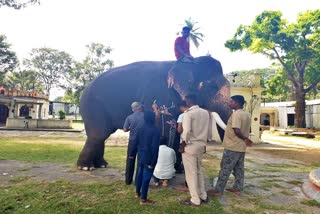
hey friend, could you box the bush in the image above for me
[58,110,66,120]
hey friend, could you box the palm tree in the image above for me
[178,17,205,48]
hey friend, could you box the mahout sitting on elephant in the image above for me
[77,56,231,170]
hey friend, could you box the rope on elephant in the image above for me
[168,119,177,148]
[161,113,165,137]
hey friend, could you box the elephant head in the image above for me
[168,56,231,121]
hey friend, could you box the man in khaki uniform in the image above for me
[208,95,252,196]
[180,94,210,206]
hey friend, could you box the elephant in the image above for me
[77,56,231,170]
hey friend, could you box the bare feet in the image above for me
[162,180,168,187]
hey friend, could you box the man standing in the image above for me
[180,94,210,206]
[132,111,160,205]
[208,95,252,196]
[174,26,193,62]
[123,101,144,185]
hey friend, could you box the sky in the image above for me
[1,0,319,99]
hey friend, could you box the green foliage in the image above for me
[180,17,204,48]
[23,48,73,97]
[63,42,113,104]
[3,69,45,92]
[0,0,39,9]
[0,35,18,81]
[225,10,320,127]
[58,110,66,120]
[53,96,63,102]
[265,69,292,102]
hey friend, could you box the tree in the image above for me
[179,17,204,48]
[0,35,18,82]
[4,69,45,92]
[24,48,73,97]
[64,42,113,104]
[0,0,39,9]
[266,69,292,102]
[225,10,320,127]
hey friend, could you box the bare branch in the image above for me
[305,77,320,93]
[272,47,298,87]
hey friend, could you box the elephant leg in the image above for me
[77,107,115,170]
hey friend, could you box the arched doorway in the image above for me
[19,105,30,118]
[260,113,270,126]
[0,104,9,124]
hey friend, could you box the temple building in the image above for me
[0,84,71,129]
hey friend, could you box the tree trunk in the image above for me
[294,89,306,128]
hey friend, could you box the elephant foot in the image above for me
[78,166,95,171]
[93,159,108,169]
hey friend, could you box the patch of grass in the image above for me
[105,146,127,169]
[9,176,31,183]
[0,180,224,213]
[0,138,82,164]
[230,207,257,214]
[251,162,312,173]
[311,162,320,168]
[285,180,303,186]
[202,153,220,182]
[229,195,304,214]
[17,168,32,172]
[259,180,284,190]
[279,189,295,196]
[0,138,127,169]
[72,121,84,130]
[301,199,320,207]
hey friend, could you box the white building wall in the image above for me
[278,107,287,128]
[311,105,320,129]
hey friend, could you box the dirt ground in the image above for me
[1,130,320,213]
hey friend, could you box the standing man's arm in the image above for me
[123,117,130,132]
[231,112,252,147]
[149,131,160,168]
[233,128,253,147]
[181,113,192,143]
[176,113,184,134]
[129,131,139,158]
[177,123,183,134]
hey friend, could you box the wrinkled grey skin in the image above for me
[77,56,231,170]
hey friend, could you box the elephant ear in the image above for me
[167,62,195,99]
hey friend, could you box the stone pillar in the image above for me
[270,113,275,127]
[38,104,43,119]
[8,99,15,118]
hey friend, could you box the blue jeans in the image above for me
[135,163,154,200]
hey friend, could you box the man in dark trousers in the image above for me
[123,101,144,185]
[208,95,252,196]
[131,111,160,205]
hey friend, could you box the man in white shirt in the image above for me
[180,94,210,206]
[153,137,176,187]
